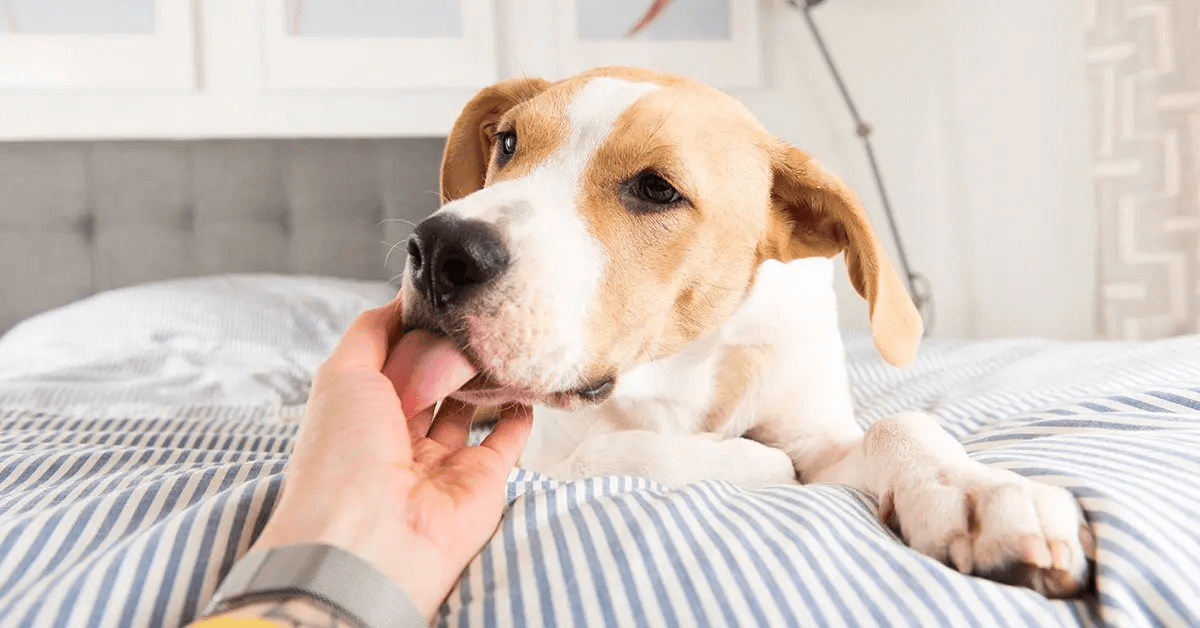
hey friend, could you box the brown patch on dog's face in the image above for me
[480,91,572,189]
[440,77,557,203]
[563,68,919,378]
[570,71,776,373]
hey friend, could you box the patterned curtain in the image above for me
[1087,0,1200,340]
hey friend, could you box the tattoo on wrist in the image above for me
[213,595,364,628]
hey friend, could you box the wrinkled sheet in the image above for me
[0,275,1196,628]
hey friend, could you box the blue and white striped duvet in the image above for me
[0,276,1197,628]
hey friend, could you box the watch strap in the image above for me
[203,543,426,628]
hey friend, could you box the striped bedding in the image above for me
[0,276,1197,628]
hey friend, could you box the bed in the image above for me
[0,275,1197,628]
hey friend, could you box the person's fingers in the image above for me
[383,330,478,418]
[384,293,405,342]
[385,289,406,353]
[480,403,533,469]
[407,404,437,442]
[318,299,403,381]
[426,398,478,450]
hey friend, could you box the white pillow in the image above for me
[0,274,396,413]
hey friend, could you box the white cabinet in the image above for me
[0,0,195,89]
[0,0,762,139]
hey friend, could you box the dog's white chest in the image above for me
[518,257,851,474]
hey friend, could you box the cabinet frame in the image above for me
[0,0,196,90]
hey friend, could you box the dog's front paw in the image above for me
[886,466,1095,597]
[711,435,799,487]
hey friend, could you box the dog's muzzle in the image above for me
[404,212,616,408]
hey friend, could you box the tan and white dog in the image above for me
[401,67,1093,597]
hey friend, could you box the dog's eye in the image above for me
[498,131,517,157]
[630,173,681,205]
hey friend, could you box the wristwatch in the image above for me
[202,543,427,628]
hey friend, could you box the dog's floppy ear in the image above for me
[767,142,923,366]
[440,78,551,204]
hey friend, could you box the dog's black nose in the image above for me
[408,214,509,309]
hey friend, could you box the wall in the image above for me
[727,0,1096,340]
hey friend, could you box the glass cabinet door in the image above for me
[554,0,760,88]
[261,0,497,90]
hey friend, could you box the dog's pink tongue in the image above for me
[385,330,478,418]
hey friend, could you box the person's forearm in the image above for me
[189,595,362,628]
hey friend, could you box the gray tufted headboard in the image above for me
[0,138,446,332]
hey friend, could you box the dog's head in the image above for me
[401,67,921,409]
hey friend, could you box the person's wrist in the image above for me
[202,595,365,628]
[252,520,444,620]
[202,542,431,628]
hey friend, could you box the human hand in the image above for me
[251,296,532,619]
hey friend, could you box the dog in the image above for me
[400,66,1093,598]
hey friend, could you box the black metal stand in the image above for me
[788,0,934,333]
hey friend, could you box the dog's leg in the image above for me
[794,412,1094,598]
[544,431,798,489]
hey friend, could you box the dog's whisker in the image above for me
[382,239,407,267]
[379,218,420,228]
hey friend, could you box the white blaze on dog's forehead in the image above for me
[503,77,658,387]
[560,77,659,173]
